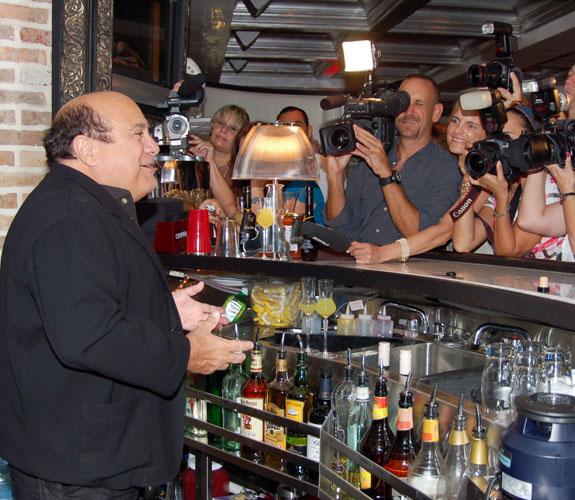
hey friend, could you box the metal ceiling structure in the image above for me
[186,0,575,101]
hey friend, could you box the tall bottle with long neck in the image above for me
[285,336,313,479]
[347,356,372,489]
[407,386,444,497]
[360,359,395,499]
[331,349,357,480]
[264,334,292,467]
[384,373,419,498]
[222,326,249,452]
[436,394,470,500]
[301,185,318,261]
[239,185,257,252]
[240,331,268,463]
[307,366,333,481]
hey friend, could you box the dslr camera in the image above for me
[153,75,210,162]
[467,22,522,93]
[319,88,410,156]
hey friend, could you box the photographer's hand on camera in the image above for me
[351,124,393,178]
[497,72,524,108]
[189,134,215,163]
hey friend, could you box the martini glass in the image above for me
[316,279,337,358]
[299,276,318,353]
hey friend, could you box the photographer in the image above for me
[324,74,460,248]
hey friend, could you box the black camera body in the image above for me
[467,22,522,93]
[465,133,521,183]
[153,75,206,161]
[319,92,410,156]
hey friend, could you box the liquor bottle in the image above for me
[307,366,333,480]
[301,185,318,261]
[359,359,395,499]
[285,337,314,479]
[239,185,257,250]
[222,326,249,452]
[407,386,444,496]
[458,404,493,495]
[240,333,268,463]
[264,336,292,467]
[331,349,356,480]
[207,369,225,445]
[347,356,372,489]
[436,394,470,500]
[384,373,419,498]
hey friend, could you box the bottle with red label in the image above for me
[384,373,419,498]
[359,359,395,499]
[240,333,268,463]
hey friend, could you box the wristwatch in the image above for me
[379,170,402,187]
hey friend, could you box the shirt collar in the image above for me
[103,186,138,222]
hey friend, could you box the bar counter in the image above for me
[159,252,575,332]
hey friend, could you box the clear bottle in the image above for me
[307,366,333,481]
[337,304,355,336]
[458,404,493,497]
[240,334,268,463]
[372,306,393,338]
[436,394,470,500]
[359,359,395,500]
[285,337,314,479]
[265,335,292,467]
[356,306,374,336]
[384,374,419,498]
[222,329,249,452]
[407,386,444,497]
[347,356,372,489]
[331,349,356,482]
[301,185,319,261]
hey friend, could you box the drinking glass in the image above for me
[214,217,239,257]
[542,347,573,396]
[256,196,274,259]
[316,279,337,358]
[481,342,513,421]
[510,341,544,410]
[299,277,318,354]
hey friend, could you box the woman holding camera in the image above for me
[451,107,556,257]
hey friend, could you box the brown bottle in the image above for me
[240,336,268,463]
[264,337,292,467]
[359,360,395,500]
[383,373,418,499]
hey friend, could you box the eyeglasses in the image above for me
[213,120,240,133]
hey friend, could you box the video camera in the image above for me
[467,22,523,93]
[153,74,210,162]
[318,86,411,156]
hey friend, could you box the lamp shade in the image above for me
[232,122,319,180]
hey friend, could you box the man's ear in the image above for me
[432,103,443,124]
[71,135,97,166]
[307,125,314,139]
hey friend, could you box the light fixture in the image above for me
[342,40,375,72]
[232,122,319,259]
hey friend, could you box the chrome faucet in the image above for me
[378,301,429,335]
[471,323,531,348]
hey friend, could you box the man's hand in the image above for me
[173,282,228,331]
[352,124,393,178]
[186,311,253,374]
[326,152,352,176]
[348,241,383,264]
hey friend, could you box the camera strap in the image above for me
[449,185,482,221]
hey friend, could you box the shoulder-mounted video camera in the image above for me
[467,22,523,93]
[153,74,210,162]
[318,84,410,156]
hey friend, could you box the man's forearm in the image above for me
[382,184,420,236]
[326,171,346,220]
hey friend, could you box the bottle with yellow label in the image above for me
[407,386,445,496]
[285,340,313,479]
[359,359,395,499]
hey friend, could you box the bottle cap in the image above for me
[378,341,390,367]
[399,349,412,376]
[537,275,550,293]
[339,303,354,320]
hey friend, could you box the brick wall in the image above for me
[0,0,52,252]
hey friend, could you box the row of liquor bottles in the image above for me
[186,334,495,500]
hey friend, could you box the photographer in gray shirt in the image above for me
[324,74,461,250]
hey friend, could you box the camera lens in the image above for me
[468,65,485,87]
[329,127,352,151]
[168,116,188,135]
[508,134,556,171]
[465,150,491,178]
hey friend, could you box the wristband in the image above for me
[560,192,575,204]
[397,238,410,262]
[494,207,510,218]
